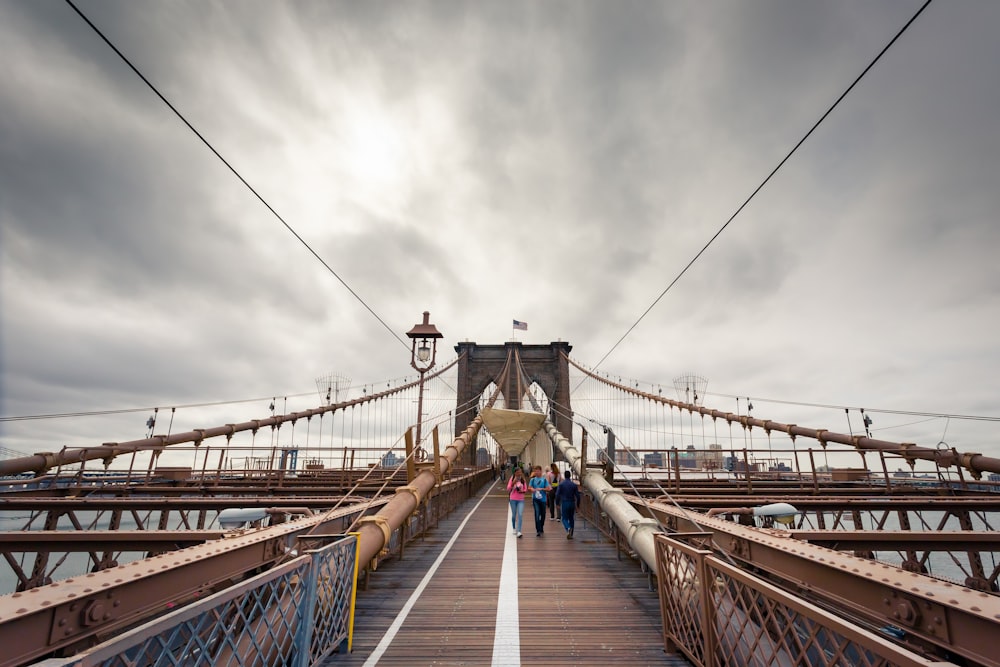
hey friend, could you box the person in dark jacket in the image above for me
[554,470,581,539]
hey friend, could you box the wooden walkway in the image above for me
[329,479,690,666]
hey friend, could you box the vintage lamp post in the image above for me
[406,311,443,448]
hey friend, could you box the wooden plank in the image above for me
[329,482,688,666]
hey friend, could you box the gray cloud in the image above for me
[2,0,998,459]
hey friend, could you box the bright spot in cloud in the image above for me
[342,100,409,203]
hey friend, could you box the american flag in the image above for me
[512,320,527,331]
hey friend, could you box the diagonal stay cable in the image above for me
[64,0,409,351]
[588,0,935,375]
[552,402,741,565]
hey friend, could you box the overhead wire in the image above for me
[706,391,1000,423]
[586,0,935,375]
[63,0,409,353]
[0,391,317,423]
[549,401,731,550]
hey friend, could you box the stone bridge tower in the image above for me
[454,341,573,465]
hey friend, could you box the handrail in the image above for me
[543,419,660,570]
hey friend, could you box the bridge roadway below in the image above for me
[329,479,690,666]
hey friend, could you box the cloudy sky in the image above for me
[2,1,998,460]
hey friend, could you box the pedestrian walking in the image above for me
[528,465,551,536]
[554,470,581,539]
[507,468,527,538]
[546,463,560,520]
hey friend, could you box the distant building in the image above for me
[731,459,764,473]
[664,446,723,469]
[644,452,664,467]
[615,449,640,466]
[380,452,401,468]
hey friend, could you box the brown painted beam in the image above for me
[642,496,1000,666]
[0,498,385,667]
[666,496,1000,510]
[0,496,363,511]
[787,529,1000,551]
[0,530,225,551]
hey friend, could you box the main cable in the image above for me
[588,0,935,375]
[706,391,1000,423]
[0,391,315,423]
[63,0,409,352]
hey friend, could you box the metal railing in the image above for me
[364,469,485,575]
[655,533,943,667]
[43,535,358,667]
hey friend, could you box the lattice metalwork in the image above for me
[305,539,358,664]
[100,565,307,667]
[656,538,706,664]
[655,534,936,667]
[54,536,357,667]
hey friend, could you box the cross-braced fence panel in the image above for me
[655,534,938,667]
[49,536,357,667]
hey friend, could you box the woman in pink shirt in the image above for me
[506,467,527,538]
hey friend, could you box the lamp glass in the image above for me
[417,342,431,362]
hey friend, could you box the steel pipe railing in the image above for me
[543,419,660,570]
[338,415,485,567]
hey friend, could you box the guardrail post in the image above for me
[293,549,321,667]
[694,549,716,666]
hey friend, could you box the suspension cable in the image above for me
[62,0,409,351]
[585,0,935,375]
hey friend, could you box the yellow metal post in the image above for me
[404,427,416,483]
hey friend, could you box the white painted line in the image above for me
[491,502,520,666]
[362,480,499,666]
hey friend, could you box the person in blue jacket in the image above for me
[527,465,551,536]
[554,470,581,539]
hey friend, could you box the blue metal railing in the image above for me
[45,535,358,667]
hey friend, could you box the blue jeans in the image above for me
[509,499,524,532]
[561,501,577,534]
[533,497,547,534]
